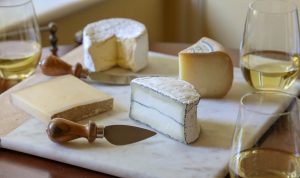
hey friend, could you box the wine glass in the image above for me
[240,0,300,91]
[229,91,300,178]
[0,0,41,80]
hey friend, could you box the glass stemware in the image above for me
[240,0,300,91]
[0,0,41,80]
[229,91,300,178]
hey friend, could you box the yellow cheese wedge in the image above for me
[11,75,113,123]
[179,37,233,98]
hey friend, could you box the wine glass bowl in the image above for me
[0,0,41,80]
[229,91,300,178]
[240,0,300,91]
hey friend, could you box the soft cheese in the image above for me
[11,75,113,123]
[129,77,200,144]
[83,18,148,72]
[179,37,233,98]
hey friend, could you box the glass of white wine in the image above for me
[240,0,300,91]
[0,0,41,80]
[229,91,300,178]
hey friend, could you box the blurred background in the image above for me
[34,0,300,49]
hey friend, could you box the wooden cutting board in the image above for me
[1,46,300,178]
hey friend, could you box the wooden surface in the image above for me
[0,43,239,178]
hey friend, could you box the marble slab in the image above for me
[1,52,300,178]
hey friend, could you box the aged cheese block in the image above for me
[11,75,113,123]
[129,77,200,144]
[179,37,233,98]
[83,18,148,72]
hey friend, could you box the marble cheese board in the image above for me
[0,46,300,178]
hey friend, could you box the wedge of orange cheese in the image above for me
[179,37,233,98]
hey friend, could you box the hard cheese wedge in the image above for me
[11,75,113,123]
[179,37,233,98]
[129,77,200,144]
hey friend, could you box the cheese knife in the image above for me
[46,118,156,145]
[40,55,140,85]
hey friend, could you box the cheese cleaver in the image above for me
[40,55,141,85]
[46,118,156,145]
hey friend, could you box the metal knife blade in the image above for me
[85,66,151,85]
[87,72,138,85]
[40,55,141,85]
[104,125,156,145]
[46,118,156,145]
[41,54,177,85]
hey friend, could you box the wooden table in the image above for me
[0,43,239,178]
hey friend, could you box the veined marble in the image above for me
[1,52,300,178]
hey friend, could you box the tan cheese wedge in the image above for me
[179,37,233,98]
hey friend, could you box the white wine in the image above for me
[0,41,41,80]
[241,51,300,90]
[229,148,300,178]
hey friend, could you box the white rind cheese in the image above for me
[83,18,149,72]
[129,77,200,144]
[179,37,233,98]
[11,75,113,123]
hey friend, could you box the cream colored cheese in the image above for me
[129,77,200,144]
[83,18,149,72]
[11,75,113,123]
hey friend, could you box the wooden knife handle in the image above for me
[46,118,100,143]
[40,55,84,78]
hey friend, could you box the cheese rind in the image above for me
[129,77,200,144]
[83,18,149,72]
[11,75,113,123]
[179,37,233,98]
